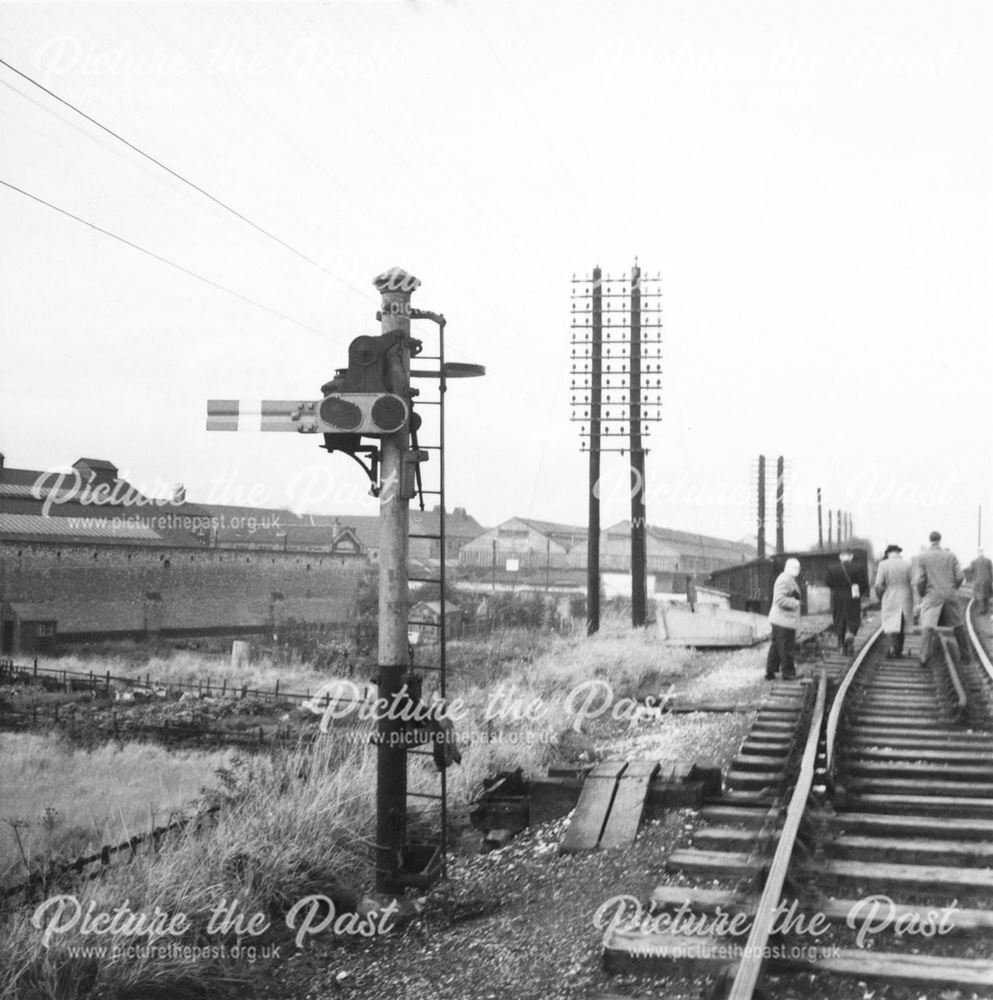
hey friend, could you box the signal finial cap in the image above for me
[373,267,421,294]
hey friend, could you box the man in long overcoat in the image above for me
[825,547,870,653]
[970,548,993,614]
[912,530,971,665]
[874,544,914,658]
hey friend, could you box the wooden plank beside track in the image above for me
[559,761,627,854]
[598,761,659,849]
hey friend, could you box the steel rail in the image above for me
[824,627,885,781]
[939,635,968,722]
[725,669,826,1000]
[966,597,993,683]
[727,626,885,1000]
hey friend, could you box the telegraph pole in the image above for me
[373,266,418,894]
[586,266,602,635]
[757,455,767,559]
[817,487,824,550]
[629,264,647,627]
[775,455,785,555]
[571,263,661,632]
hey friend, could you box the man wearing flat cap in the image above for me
[912,531,971,665]
[874,544,913,658]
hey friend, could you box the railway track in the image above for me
[603,596,993,999]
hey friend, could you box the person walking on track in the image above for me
[826,546,870,654]
[766,557,802,681]
[874,544,914,658]
[970,548,993,615]
[913,530,971,665]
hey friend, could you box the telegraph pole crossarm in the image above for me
[571,263,662,630]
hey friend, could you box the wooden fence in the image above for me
[0,806,220,908]
[0,656,324,705]
[0,702,324,752]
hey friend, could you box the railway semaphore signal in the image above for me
[207,266,483,893]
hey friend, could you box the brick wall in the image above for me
[0,541,367,640]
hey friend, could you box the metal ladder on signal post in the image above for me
[400,309,450,885]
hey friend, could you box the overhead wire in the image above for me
[1,10,504,365]
[0,178,332,338]
[0,53,369,300]
[122,6,384,303]
[0,12,516,354]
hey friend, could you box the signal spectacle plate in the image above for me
[371,395,407,432]
[320,396,363,430]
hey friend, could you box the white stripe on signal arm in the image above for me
[237,400,263,432]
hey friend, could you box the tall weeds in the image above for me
[2,737,375,999]
[3,615,703,999]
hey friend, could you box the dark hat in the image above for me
[884,544,902,556]
[929,531,942,543]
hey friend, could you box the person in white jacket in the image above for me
[766,557,802,680]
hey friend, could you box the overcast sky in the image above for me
[1,1,990,559]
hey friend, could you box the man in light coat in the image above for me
[912,530,971,665]
[969,548,993,615]
[874,544,914,658]
[766,557,802,681]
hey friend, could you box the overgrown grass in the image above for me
[2,614,723,999]
[30,651,364,700]
[0,734,235,887]
[1,737,375,999]
[431,615,700,801]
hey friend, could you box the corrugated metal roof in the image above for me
[0,467,48,487]
[0,483,81,500]
[0,513,162,540]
